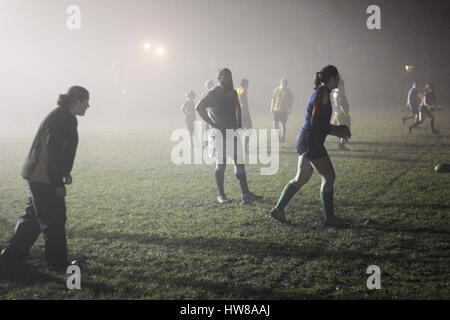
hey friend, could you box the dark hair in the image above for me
[313,65,339,89]
[57,86,89,108]
[218,68,232,81]
[217,68,233,90]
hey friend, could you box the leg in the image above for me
[1,193,41,265]
[409,112,425,133]
[310,155,336,217]
[274,155,314,212]
[428,112,439,133]
[280,119,287,143]
[215,162,227,198]
[42,195,68,271]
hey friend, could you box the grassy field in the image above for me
[0,108,449,299]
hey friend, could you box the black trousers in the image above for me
[1,181,68,270]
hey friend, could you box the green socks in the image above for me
[320,191,334,217]
[275,183,299,211]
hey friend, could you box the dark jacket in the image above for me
[21,105,78,187]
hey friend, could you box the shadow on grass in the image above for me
[78,228,402,263]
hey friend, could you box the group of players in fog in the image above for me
[0,63,443,273]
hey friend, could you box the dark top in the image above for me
[407,87,419,108]
[182,99,196,121]
[297,85,332,147]
[195,85,242,131]
[22,105,78,187]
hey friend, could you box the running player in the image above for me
[270,65,350,227]
[181,90,196,144]
[409,82,440,135]
[196,68,263,205]
[402,81,420,126]
[236,79,253,152]
[270,78,293,145]
[331,77,351,150]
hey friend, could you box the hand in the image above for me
[334,125,351,141]
[64,174,72,185]
[56,186,66,198]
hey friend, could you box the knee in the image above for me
[324,170,335,186]
[216,164,226,172]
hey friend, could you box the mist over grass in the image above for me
[0,109,449,299]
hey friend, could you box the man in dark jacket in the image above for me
[1,86,90,272]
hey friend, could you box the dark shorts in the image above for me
[419,106,433,118]
[273,111,288,123]
[295,132,328,160]
[408,105,419,115]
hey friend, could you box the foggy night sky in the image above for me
[0,0,448,131]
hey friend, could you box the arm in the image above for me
[236,95,242,129]
[270,89,276,112]
[195,93,216,129]
[181,102,188,115]
[44,118,68,187]
[287,92,293,114]
[310,88,350,142]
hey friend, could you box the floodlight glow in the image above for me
[122,89,127,94]
[156,47,164,55]
[144,43,151,50]
[405,65,414,72]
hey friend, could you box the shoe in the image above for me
[243,191,264,201]
[270,207,288,224]
[218,195,232,204]
[324,215,346,228]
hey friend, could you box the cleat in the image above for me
[270,207,288,224]
[239,199,252,206]
[324,215,346,228]
[217,195,232,204]
[243,191,264,202]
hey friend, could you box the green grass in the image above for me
[1,108,449,299]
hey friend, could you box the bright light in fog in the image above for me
[405,65,414,73]
[144,43,151,50]
[122,89,127,94]
[156,47,164,55]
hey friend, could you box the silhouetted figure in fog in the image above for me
[409,82,440,135]
[271,78,293,145]
[181,90,196,144]
[331,78,351,150]
[0,86,90,273]
[270,66,350,228]
[236,79,253,152]
[195,68,263,205]
[402,80,420,126]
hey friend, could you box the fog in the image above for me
[0,0,448,133]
